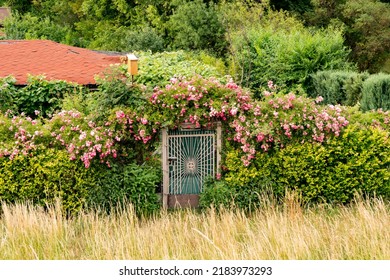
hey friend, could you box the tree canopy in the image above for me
[2,0,390,75]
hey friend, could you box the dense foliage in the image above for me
[0,148,97,214]
[361,73,390,112]
[308,70,390,112]
[308,70,368,106]
[0,75,85,118]
[134,51,226,88]
[166,0,227,56]
[4,0,390,81]
[220,125,390,206]
[228,13,354,95]
[303,0,390,73]
[2,73,389,213]
[1,0,390,212]
[0,148,160,215]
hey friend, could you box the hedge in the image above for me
[0,148,161,215]
[361,73,390,111]
[308,70,368,106]
[201,125,390,210]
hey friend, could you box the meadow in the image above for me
[1,196,389,260]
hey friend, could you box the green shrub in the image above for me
[229,12,354,96]
[199,175,276,212]
[345,106,390,132]
[308,70,368,106]
[361,73,390,111]
[92,70,148,119]
[0,148,97,214]
[199,178,234,210]
[86,162,161,216]
[0,76,18,113]
[223,125,390,207]
[4,13,71,43]
[0,148,161,216]
[87,23,164,53]
[166,0,227,56]
[61,65,149,120]
[134,50,226,88]
[11,75,84,118]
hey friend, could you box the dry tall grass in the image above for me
[0,197,389,260]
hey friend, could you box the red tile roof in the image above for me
[0,40,123,85]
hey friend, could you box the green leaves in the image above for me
[222,125,390,207]
[309,70,368,106]
[0,76,18,113]
[0,75,85,118]
[134,50,226,89]
[0,148,97,214]
[166,0,227,56]
[0,149,161,216]
[86,162,161,216]
[230,13,354,96]
[361,73,390,112]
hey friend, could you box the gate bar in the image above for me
[216,122,222,175]
[162,128,169,209]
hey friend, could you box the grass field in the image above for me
[0,196,389,260]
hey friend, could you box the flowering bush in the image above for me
[146,75,253,129]
[0,108,157,168]
[145,76,350,166]
[0,110,161,215]
[229,90,349,166]
[1,75,389,212]
[0,110,48,159]
[1,76,353,168]
[47,107,162,168]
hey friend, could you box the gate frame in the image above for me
[161,122,222,209]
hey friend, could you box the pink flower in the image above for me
[226,80,238,89]
[94,144,102,152]
[256,133,265,142]
[268,80,275,90]
[68,144,75,153]
[79,131,86,140]
[188,85,196,92]
[116,110,125,119]
[230,107,238,116]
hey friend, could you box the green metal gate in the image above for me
[162,124,221,208]
[168,129,216,195]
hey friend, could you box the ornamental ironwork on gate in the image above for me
[162,123,221,208]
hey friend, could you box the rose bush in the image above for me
[1,76,352,168]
